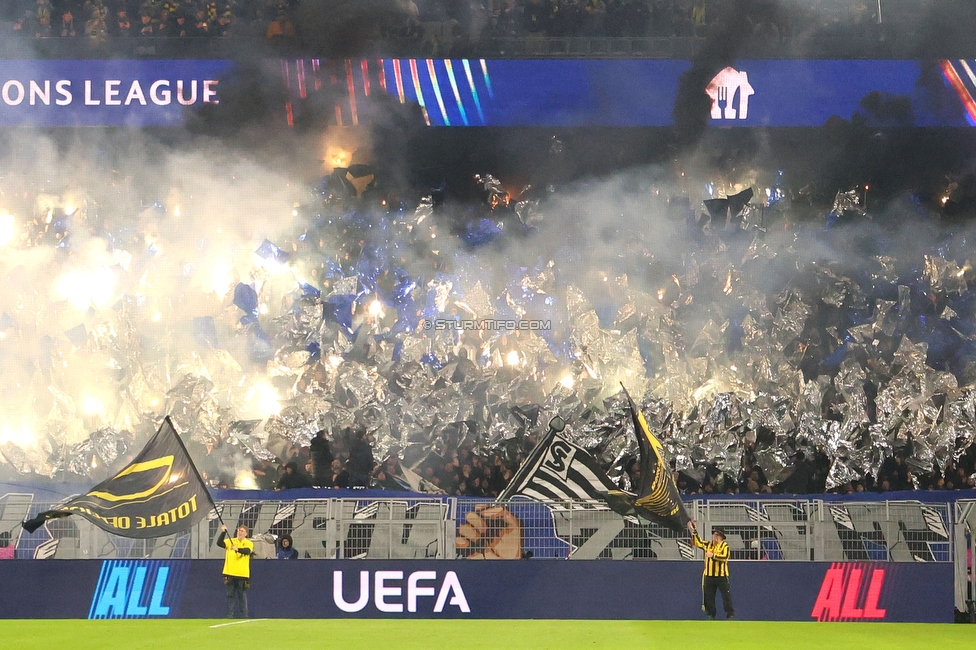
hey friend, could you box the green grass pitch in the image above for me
[1,620,970,649]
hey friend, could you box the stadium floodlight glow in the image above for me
[208,262,234,298]
[0,421,34,447]
[0,211,16,247]
[54,267,117,312]
[81,396,103,416]
[245,381,281,416]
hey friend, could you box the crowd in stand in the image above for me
[680,443,976,497]
[237,428,976,497]
[4,0,883,46]
[7,0,296,41]
[236,426,525,498]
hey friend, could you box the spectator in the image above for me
[449,347,476,383]
[252,458,278,490]
[781,450,814,494]
[329,458,350,488]
[310,429,334,487]
[174,10,190,37]
[373,456,404,490]
[276,534,298,559]
[215,9,232,37]
[440,461,459,494]
[276,461,312,490]
[138,9,152,36]
[265,10,294,43]
[348,428,375,478]
[86,5,108,43]
[112,7,131,36]
[36,0,53,37]
[191,8,209,36]
[486,455,511,496]
[60,10,76,37]
[152,8,170,36]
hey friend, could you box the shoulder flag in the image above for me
[22,417,216,539]
[498,427,619,504]
[616,385,692,533]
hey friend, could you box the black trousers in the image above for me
[702,575,734,618]
[224,576,249,617]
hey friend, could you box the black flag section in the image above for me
[499,417,620,504]
[23,417,216,538]
[608,385,692,533]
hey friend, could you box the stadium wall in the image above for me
[0,559,952,622]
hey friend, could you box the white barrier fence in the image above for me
[1,495,952,562]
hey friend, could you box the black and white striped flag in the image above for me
[498,429,618,504]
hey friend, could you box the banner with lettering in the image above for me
[22,417,214,538]
[0,59,230,126]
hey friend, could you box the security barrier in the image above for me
[1,492,968,620]
[956,499,976,621]
[5,494,955,564]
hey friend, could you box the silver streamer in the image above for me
[3,171,975,497]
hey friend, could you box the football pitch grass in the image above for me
[1,619,970,649]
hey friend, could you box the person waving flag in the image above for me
[691,522,734,620]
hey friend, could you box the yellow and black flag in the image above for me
[23,417,216,538]
[603,385,692,533]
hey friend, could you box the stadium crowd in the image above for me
[7,0,295,41]
[245,426,976,498]
[1,0,906,48]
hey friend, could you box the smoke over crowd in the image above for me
[1,0,976,496]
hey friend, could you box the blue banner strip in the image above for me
[1,58,974,127]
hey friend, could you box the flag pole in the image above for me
[498,416,565,501]
[163,416,230,536]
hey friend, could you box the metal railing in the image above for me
[692,499,813,561]
[6,495,955,564]
[955,499,975,619]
